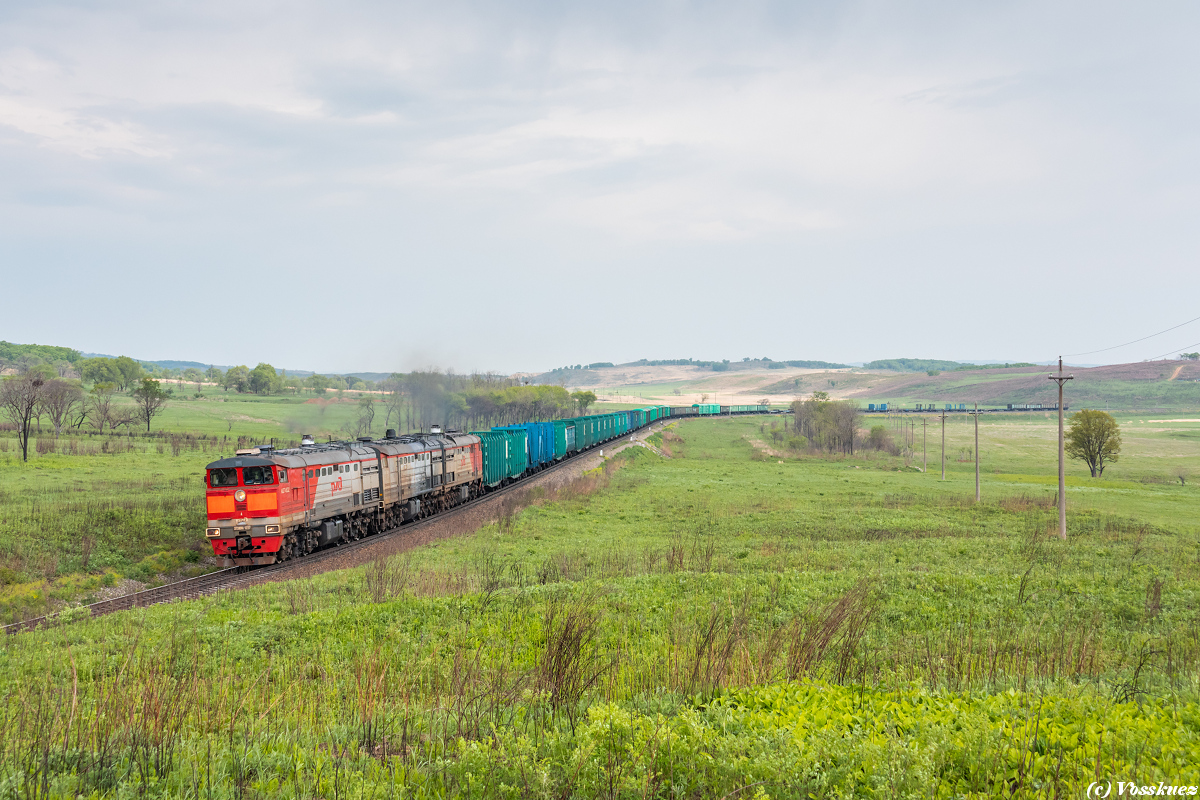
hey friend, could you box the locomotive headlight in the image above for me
[235,490,246,502]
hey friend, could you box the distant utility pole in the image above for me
[1048,357,1075,540]
[974,402,980,502]
[922,417,926,473]
[940,410,947,480]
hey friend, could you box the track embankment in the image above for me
[4,420,676,635]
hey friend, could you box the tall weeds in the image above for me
[538,595,610,728]
[785,581,877,683]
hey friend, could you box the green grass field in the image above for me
[1,413,1198,796]
[0,392,378,616]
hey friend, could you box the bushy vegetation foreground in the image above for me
[1,418,1198,797]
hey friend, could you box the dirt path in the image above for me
[1170,365,1184,381]
[746,436,787,458]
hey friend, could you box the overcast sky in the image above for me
[2,1,1198,374]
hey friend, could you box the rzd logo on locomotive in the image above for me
[331,477,343,492]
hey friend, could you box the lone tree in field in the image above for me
[0,371,46,462]
[1065,409,1122,477]
[131,378,170,432]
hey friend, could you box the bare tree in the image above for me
[37,379,85,439]
[355,395,376,436]
[381,375,406,431]
[88,383,117,432]
[109,408,136,430]
[0,372,47,461]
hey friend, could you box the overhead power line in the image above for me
[1061,312,1200,358]
[1144,339,1200,362]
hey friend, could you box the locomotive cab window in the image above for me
[209,468,238,488]
[279,469,289,483]
[243,466,275,485]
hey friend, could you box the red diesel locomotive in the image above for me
[205,429,483,567]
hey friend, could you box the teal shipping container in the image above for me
[471,431,510,487]
[553,419,575,458]
[495,427,528,478]
[576,416,595,449]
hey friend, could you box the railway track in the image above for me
[3,418,684,636]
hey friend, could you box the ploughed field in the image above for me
[1,415,1199,796]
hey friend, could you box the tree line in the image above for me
[0,357,603,461]
[366,371,597,436]
[0,368,169,462]
[788,392,861,454]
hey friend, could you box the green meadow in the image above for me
[0,392,374,616]
[0,413,1198,796]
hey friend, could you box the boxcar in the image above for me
[553,419,575,457]
[494,421,554,469]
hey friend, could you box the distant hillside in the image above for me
[542,357,851,382]
[864,358,1035,373]
[848,361,1200,408]
[2,340,82,365]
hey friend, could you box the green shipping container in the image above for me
[553,419,575,458]
[471,431,509,488]
[577,416,595,449]
[499,428,528,478]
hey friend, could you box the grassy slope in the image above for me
[570,360,1200,410]
[847,362,1200,408]
[2,400,1197,616]
[0,393,374,615]
[2,417,1198,796]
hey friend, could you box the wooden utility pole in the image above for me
[940,410,946,480]
[1048,357,1074,540]
[974,402,980,502]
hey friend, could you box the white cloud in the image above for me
[1,0,1198,370]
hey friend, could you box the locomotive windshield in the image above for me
[242,465,275,485]
[209,468,238,487]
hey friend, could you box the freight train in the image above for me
[865,403,1065,413]
[204,403,769,567]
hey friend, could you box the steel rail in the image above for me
[2,414,719,635]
